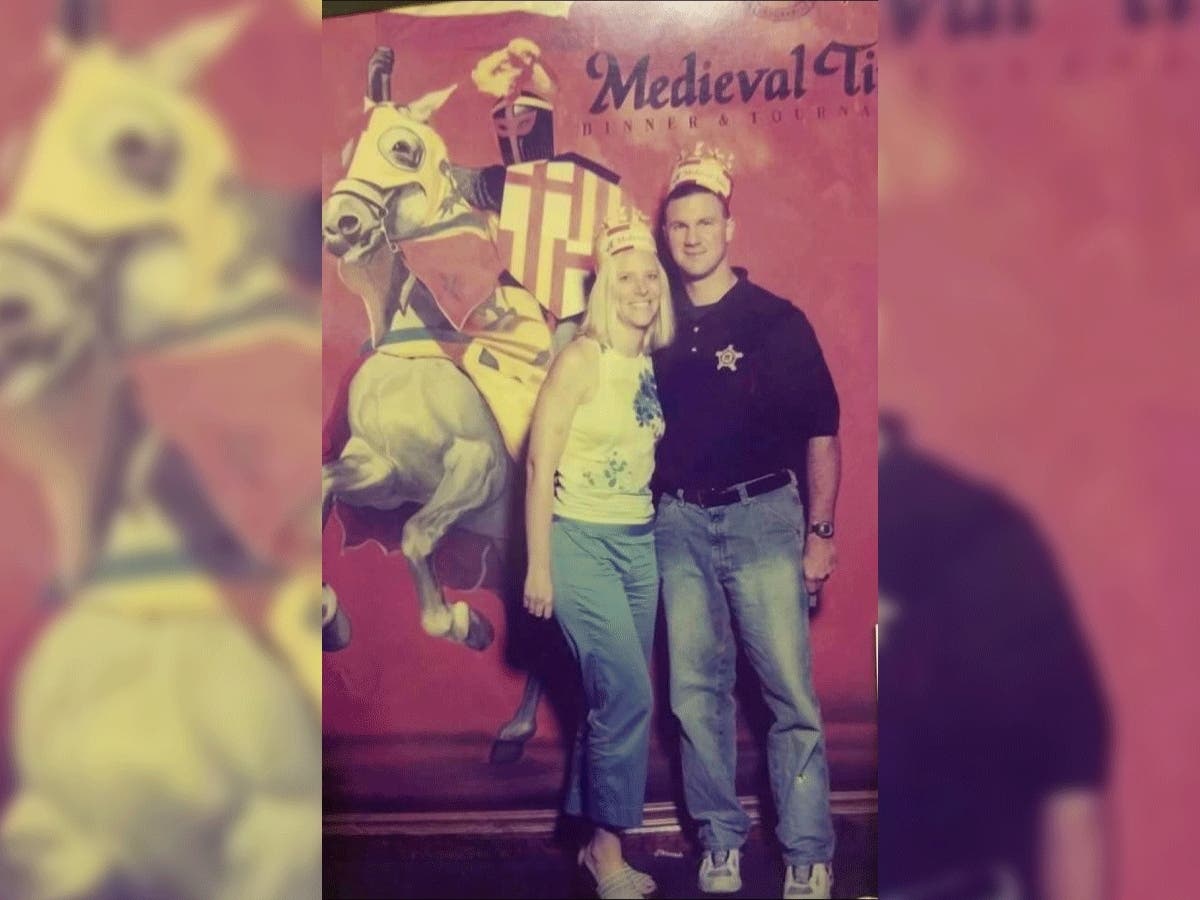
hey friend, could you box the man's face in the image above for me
[663,190,734,283]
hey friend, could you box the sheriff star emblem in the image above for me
[715,344,744,372]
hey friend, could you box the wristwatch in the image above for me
[809,521,835,539]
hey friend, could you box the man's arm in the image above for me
[763,305,841,596]
[803,434,840,595]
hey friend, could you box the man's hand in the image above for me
[803,535,837,596]
[523,567,554,619]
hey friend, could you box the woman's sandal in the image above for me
[578,847,657,898]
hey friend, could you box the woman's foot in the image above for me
[579,826,657,898]
[582,837,624,880]
[578,845,656,895]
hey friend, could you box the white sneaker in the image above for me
[783,862,832,899]
[698,848,742,893]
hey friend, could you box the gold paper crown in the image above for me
[596,207,657,262]
[668,142,735,200]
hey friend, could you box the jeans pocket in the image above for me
[757,490,805,534]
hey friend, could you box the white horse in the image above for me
[0,3,322,896]
[322,46,626,761]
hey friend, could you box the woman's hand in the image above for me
[523,568,554,619]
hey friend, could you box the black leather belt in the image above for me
[669,470,794,509]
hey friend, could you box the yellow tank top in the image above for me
[554,340,665,525]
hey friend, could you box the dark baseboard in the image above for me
[326,790,877,837]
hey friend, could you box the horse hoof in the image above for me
[322,588,352,652]
[489,738,527,765]
[323,608,352,651]
[450,601,495,651]
[464,607,495,651]
[497,721,537,743]
[491,718,535,763]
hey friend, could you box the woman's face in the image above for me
[609,249,662,331]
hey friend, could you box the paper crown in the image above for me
[668,142,735,200]
[596,207,657,262]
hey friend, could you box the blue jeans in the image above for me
[551,516,658,830]
[655,483,835,866]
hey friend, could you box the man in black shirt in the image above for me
[878,414,1109,900]
[652,145,840,899]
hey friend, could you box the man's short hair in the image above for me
[664,181,731,218]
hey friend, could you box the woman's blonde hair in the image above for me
[579,250,676,354]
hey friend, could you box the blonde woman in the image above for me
[524,209,675,899]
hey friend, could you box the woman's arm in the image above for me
[523,339,597,619]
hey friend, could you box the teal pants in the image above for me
[550,515,658,830]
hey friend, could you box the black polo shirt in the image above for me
[878,423,1109,896]
[652,270,839,503]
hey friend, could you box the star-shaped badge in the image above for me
[715,344,744,372]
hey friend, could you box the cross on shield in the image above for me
[496,158,625,320]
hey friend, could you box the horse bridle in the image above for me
[328,176,406,254]
[0,215,100,280]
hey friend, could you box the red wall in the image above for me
[880,3,1198,897]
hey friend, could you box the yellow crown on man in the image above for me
[668,142,735,200]
[597,207,657,262]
